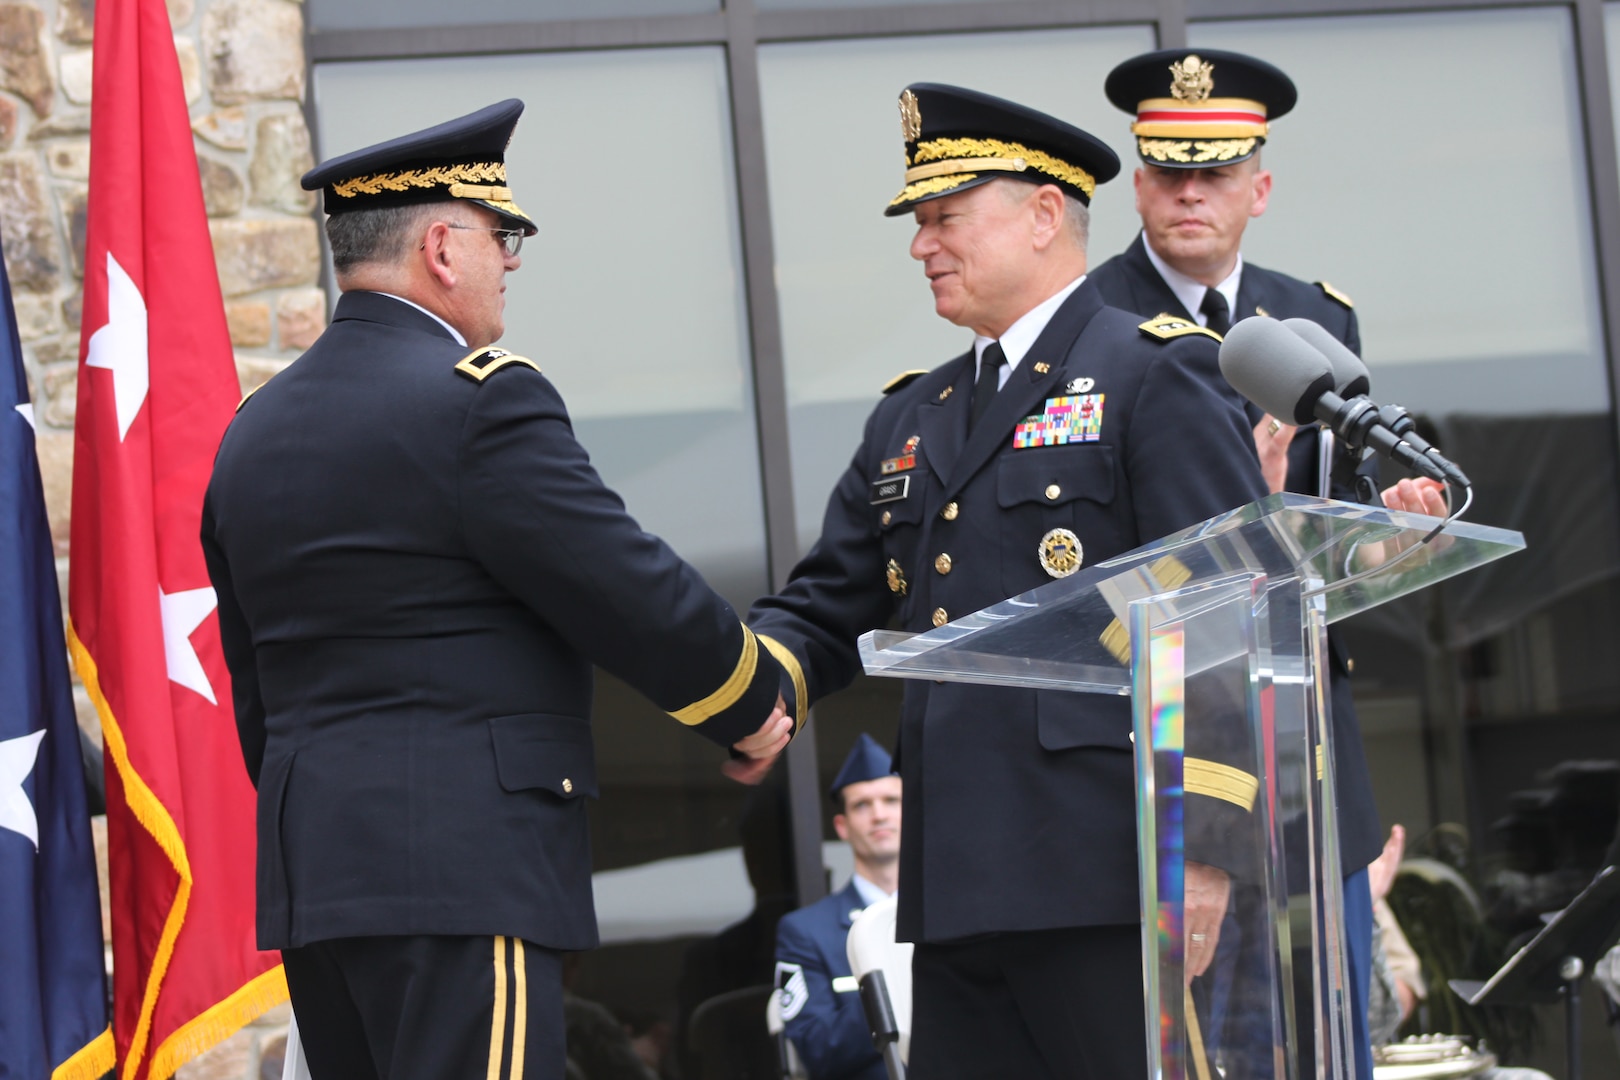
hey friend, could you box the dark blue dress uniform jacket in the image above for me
[1087,233,1383,873]
[748,284,1269,945]
[774,880,886,1080]
[201,291,788,953]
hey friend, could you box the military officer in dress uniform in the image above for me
[200,100,796,1080]
[747,84,1270,1079]
[1087,49,1448,1080]
[774,734,900,1080]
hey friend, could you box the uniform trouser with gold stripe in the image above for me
[282,934,564,1080]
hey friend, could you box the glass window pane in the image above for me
[758,27,1157,557]
[313,50,773,1080]
[757,0,1016,9]
[1193,10,1606,417]
[307,0,715,33]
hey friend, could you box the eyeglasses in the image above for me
[446,223,525,257]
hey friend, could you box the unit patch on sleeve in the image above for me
[775,962,809,1021]
[1013,394,1104,448]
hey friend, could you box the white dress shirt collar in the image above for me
[972,273,1087,388]
[1140,234,1244,330]
[850,872,895,907]
[376,291,467,347]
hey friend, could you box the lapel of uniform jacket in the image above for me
[1124,234,1195,321]
[916,352,975,486]
[1235,262,1270,323]
[941,285,1102,497]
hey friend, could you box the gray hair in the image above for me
[325,203,437,274]
[995,179,1089,252]
[1062,193,1090,251]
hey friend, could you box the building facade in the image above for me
[10,0,1620,1074]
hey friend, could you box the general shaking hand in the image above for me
[720,696,793,785]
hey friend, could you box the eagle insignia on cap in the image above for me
[899,89,922,143]
[1169,55,1215,103]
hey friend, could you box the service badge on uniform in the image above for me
[1013,394,1104,448]
[775,961,809,1022]
[1039,528,1083,578]
[886,558,908,596]
[1064,376,1095,394]
[880,435,922,474]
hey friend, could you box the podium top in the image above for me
[859,494,1525,692]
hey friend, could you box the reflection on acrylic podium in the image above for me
[860,494,1526,1080]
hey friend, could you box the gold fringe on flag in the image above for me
[68,624,288,1080]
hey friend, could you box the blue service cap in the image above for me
[301,98,537,235]
[830,733,895,800]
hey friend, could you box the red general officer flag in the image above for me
[68,0,287,1076]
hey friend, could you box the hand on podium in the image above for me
[721,695,793,785]
[1186,861,1232,983]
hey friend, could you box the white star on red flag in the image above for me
[84,251,150,441]
[160,585,219,705]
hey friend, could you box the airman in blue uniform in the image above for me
[774,735,900,1080]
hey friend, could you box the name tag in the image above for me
[870,475,911,504]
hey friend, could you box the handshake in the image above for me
[724,692,795,786]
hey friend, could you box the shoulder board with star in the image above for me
[1137,313,1221,343]
[1316,281,1354,310]
[882,369,931,395]
[454,346,541,383]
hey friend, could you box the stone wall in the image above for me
[5,0,324,561]
[4,1,320,1076]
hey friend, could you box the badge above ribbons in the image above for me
[1014,394,1105,448]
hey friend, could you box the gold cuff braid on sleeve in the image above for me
[1185,757,1258,811]
[670,625,760,727]
[757,634,808,735]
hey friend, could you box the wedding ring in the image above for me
[1189,933,1207,942]
[1267,418,1281,436]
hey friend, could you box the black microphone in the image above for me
[1219,318,1450,484]
[1280,318,1472,488]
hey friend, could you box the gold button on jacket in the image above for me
[1045,484,1061,501]
[941,501,959,521]
[935,553,952,575]
[931,607,948,627]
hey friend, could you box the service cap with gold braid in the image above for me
[300,98,538,236]
[1104,48,1296,169]
[884,83,1121,216]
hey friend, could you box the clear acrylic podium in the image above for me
[858,494,1525,1080]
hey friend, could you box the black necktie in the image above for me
[969,342,1007,433]
[1199,288,1231,337]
